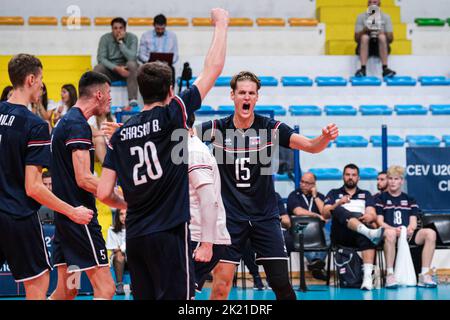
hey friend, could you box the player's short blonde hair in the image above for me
[387,165,404,178]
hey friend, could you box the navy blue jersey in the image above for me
[103,86,201,239]
[375,192,419,227]
[198,114,294,222]
[0,102,51,218]
[324,186,375,211]
[51,107,96,213]
[287,189,325,215]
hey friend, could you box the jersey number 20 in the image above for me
[130,141,163,186]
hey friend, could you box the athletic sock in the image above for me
[387,267,394,275]
[363,264,374,278]
[421,267,430,275]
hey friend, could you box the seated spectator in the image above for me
[1,85,13,102]
[354,0,396,77]
[287,172,329,280]
[38,170,54,224]
[106,208,127,295]
[376,165,437,288]
[50,84,78,127]
[94,17,138,108]
[278,192,294,256]
[323,163,384,290]
[138,14,179,86]
[374,171,388,197]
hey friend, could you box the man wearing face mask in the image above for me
[94,17,139,109]
[138,14,179,86]
[323,163,384,290]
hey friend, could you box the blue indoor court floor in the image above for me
[1,285,449,300]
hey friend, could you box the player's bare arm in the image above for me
[289,123,339,153]
[25,165,93,224]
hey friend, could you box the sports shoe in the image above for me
[418,273,437,288]
[361,275,373,291]
[355,68,366,77]
[115,282,125,295]
[369,227,384,245]
[312,268,328,281]
[308,259,326,271]
[253,276,265,291]
[382,67,396,78]
[385,273,398,289]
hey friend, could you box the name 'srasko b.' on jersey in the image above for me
[198,114,295,222]
[51,107,96,214]
[103,86,201,239]
[0,102,51,218]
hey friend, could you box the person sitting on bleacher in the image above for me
[376,165,437,288]
[354,0,396,78]
[94,17,139,108]
[138,14,179,86]
[374,171,388,198]
[106,208,127,295]
[287,172,329,281]
[38,170,55,224]
[323,164,384,290]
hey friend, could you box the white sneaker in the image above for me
[361,275,373,291]
[369,228,384,245]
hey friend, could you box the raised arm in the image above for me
[193,8,229,100]
[289,123,339,153]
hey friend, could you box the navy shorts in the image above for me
[221,218,288,265]
[0,212,52,282]
[52,214,108,272]
[127,223,194,300]
[191,241,226,292]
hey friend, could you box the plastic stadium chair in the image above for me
[281,76,313,87]
[193,17,253,27]
[444,135,450,147]
[315,76,347,86]
[406,135,441,147]
[288,18,319,27]
[359,167,378,180]
[350,76,382,86]
[308,168,342,180]
[385,76,417,86]
[28,16,58,25]
[324,105,357,116]
[274,173,291,181]
[218,105,235,112]
[128,17,153,26]
[254,105,286,116]
[359,105,393,116]
[394,104,428,115]
[414,18,446,26]
[335,136,369,148]
[0,16,24,25]
[418,76,450,86]
[258,76,279,86]
[61,16,91,26]
[421,214,450,247]
[289,105,322,116]
[167,18,189,26]
[430,104,450,115]
[370,135,405,147]
[94,17,114,25]
[111,80,127,87]
[256,18,286,26]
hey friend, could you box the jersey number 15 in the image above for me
[130,141,163,186]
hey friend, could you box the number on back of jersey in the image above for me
[130,141,163,186]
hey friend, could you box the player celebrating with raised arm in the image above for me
[0,54,93,300]
[197,71,339,300]
[49,71,126,300]
[97,8,229,300]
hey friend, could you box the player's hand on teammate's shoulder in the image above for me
[322,123,339,141]
[69,206,94,225]
[210,8,229,27]
[101,121,122,140]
